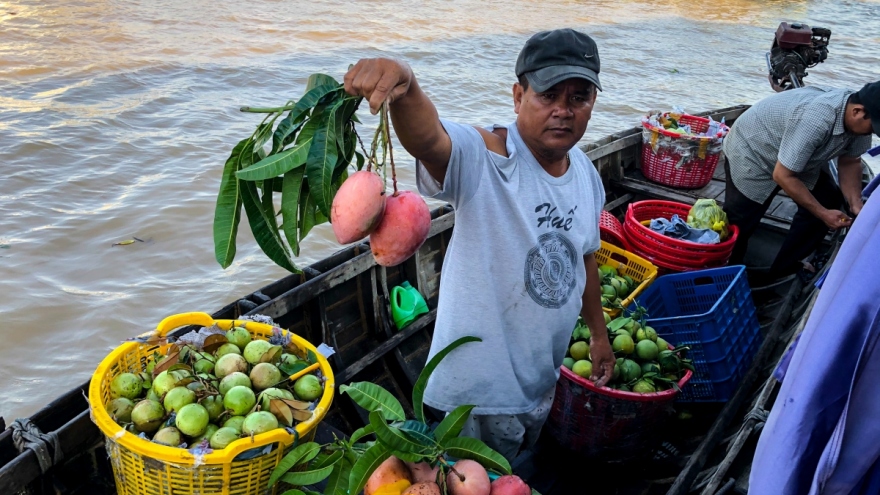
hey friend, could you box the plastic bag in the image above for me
[687,199,729,239]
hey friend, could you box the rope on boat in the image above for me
[11,418,63,473]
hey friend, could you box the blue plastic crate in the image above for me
[630,265,761,402]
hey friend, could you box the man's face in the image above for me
[846,104,874,135]
[513,78,597,157]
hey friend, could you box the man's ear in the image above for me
[513,82,524,115]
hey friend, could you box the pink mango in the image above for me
[406,461,440,484]
[331,171,386,244]
[490,475,531,495]
[447,460,491,495]
[369,191,431,267]
[402,482,442,495]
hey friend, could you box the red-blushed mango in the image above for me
[490,475,531,495]
[403,481,442,495]
[447,459,491,495]
[331,171,386,244]
[406,461,440,484]
[365,456,413,495]
[369,191,431,267]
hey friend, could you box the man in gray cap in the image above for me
[344,28,614,460]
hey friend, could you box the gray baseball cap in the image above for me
[515,28,602,93]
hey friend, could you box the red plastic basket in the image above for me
[622,200,737,272]
[599,210,628,250]
[546,363,692,460]
[641,114,725,189]
[625,201,735,253]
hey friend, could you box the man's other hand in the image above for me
[819,208,853,229]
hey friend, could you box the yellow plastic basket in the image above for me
[88,312,335,495]
[596,241,658,318]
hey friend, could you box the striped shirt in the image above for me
[723,87,873,204]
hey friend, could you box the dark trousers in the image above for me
[723,159,843,277]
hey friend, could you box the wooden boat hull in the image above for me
[0,105,852,494]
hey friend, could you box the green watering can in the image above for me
[390,281,429,330]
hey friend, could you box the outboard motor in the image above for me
[766,22,831,91]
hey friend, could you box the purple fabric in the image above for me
[771,174,880,382]
[749,180,880,495]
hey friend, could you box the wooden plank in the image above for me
[603,193,633,212]
[0,410,100,494]
[586,133,641,162]
[769,198,799,222]
[335,309,437,383]
[667,278,803,495]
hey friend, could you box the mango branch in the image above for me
[438,457,465,482]
[239,105,296,113]
[381,101,398,195]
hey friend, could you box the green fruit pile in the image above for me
[598,264,638,310]
[563,306,695,393]
[105,325,325,450]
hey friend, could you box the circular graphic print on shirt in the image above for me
[524,232,577,309]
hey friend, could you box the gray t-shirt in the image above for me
[723,87,872,204]
[417,119,605,415]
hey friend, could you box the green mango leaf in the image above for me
[269,442,322,487]
[608,317,632,332]
[280,167,306,256]
[313,450,345,470]
[348,443,391,495]
[442,436,511,475]
[432,404,475,443]
[261,177,276,218]
[323,456,352,495]
[236,140,310,181]
[349,424,375,444]
[298,182,324,240]
[355,151,365,171]
[307,73,339,90]
[339,382,405,422]
[273,83,341,151]
[213,137,250,268]
[370,411,435,454]
[278,358,309,377]
[333,97,361,152]
[304,103,338,218]
[280,490,306,495]
[280,464,335,487]
[240,179,296,272]
[412,336,482,423]
[271,112,306,154]
[390,450,427,463]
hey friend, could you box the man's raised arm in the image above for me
[344,58,452,185]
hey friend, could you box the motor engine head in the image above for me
[767,22,831,90]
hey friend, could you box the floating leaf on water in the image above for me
[152,351,180,378]
[203,334,229,353]
[0,244,10,249]
[112,239,136,246]
[270,399,294,426]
